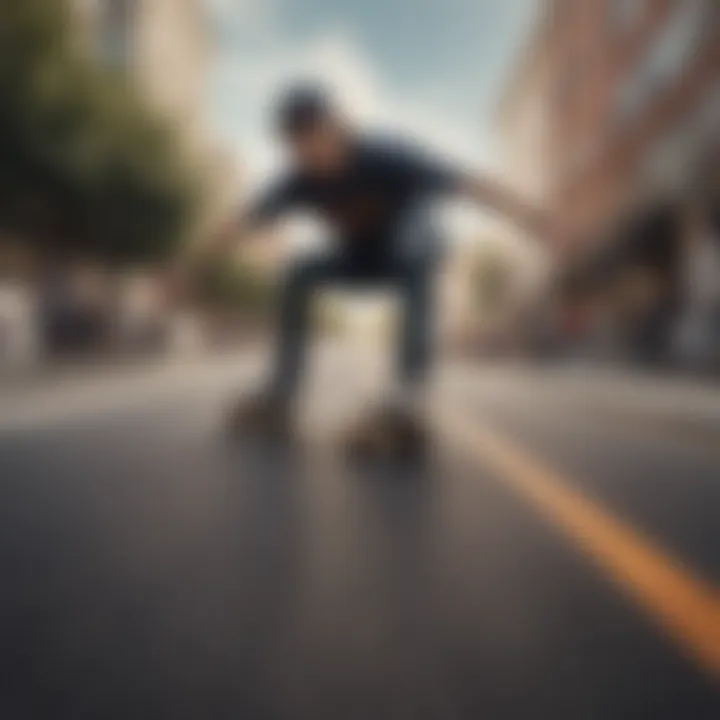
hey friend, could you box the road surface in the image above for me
[1,350,719,719]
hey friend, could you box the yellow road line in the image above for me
[439,406,720,677]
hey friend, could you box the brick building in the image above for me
[543,0,720,257]
[498,0,720,362]
[502,0,719,252]
[497,10,554,208]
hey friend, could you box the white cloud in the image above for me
[204,0,277,29]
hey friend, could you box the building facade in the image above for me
[498,0,720,363]
[497,11,555,208]
[543,0,720,258]
[74,0,210,151]
[495,9,556,304]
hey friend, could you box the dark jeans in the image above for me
[270,250,436,399]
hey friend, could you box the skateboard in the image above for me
[225,395,429,463]
[340,403,430,463]
[224,395,293,444]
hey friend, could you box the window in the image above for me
[649,0,705,83]
[612,1,706,126]
[608,0,646,34]
[641,79,720,192]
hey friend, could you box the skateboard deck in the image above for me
[224,396,292,442]
[340,404,430,463]
[224,395,430,464]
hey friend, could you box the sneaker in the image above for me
[344,400,428,459]
[225,392,292,440]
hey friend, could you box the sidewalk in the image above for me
[0,332,269,394]
[451,359,720,430]
[544,362,720,424]
[0,352,196,401]
[0,349,268,433]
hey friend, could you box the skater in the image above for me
[177,84,549,443]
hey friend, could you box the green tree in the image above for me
[0,0,199,267]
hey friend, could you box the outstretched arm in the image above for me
[457,173,549,237]
[399,143,550,239]
[194,210,259,265]
[166,176,297,297]
[166,210,259,296]
[186,175,295,267]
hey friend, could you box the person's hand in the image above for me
[519,207,548,240]
[523,207,566,247]
[544,213,573,250]
[162,257,198,307]
[161,216,244,307]
[209,217,243,261]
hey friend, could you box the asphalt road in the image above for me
[1,351,719,719]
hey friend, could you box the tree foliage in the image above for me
[0,0,200,266]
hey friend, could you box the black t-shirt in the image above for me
[248,136,462,255]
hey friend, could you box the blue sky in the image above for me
[205,0,535,182]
